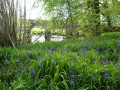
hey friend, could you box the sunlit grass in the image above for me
[32,27,66,35]
[32,27,44,35]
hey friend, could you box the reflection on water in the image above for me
[32,35,65,43]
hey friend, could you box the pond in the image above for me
[32,35,66,43]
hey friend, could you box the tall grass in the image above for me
[0,32,120,89]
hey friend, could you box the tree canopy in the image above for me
[36,0,120,36]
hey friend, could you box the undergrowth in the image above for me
[0,32,120,90]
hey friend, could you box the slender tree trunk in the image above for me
[66,0,73,36]
[14,0,18,45]
[19,0,22,44]
[87,0,92,32]
[94,0,100,36]
[65,15,69,37]
[23,0,26,44]
[12,0,16,45]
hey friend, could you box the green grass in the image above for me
[32,27,44,32]
[32,26,66,36]
[0,32,120,90]
[32,27,44,35]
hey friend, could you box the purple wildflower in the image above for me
[105,61,110,65]
[56,48,59,51]
[26,56,29,59]
[52,60,56,64]
[48,50,51,53]
[27,64,29,71]
[88,43,91,46]
[75,55,78,62]
[84,51,87,56]
[1,66,5,72]
[90,73,93,76]
[53,47,55,50]
[85,40,87,42]
[67,49,70,53]
[39,63,42,67]
[114,64,117,67]
[70,81,75,85]
[111,86,114,90]
[16,59,19,62]
[20,66,25,72]
[36,56,41,60]
[117,44,119,47]
[96,47,99,51]
[30,69,36,76]
[5,61,9,65]
[71,75,74,78]
[78,41,80,44]
[104,73,109,76]
[70,69,74,74]
[101,56,104,60]
[94,44,97,47]
[48,50,52,55]
[9,72,14,74]
[70,70,73,73]
[84,48,87,51]
[103,73,109,80]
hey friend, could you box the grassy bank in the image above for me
[32,27,66,36]
[0,32,120,90]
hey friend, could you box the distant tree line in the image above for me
[36,0,120,36]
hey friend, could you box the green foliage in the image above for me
[35,0,120,36]
[0,32,120,89]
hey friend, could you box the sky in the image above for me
[25,0,46,20]
[24,0,120,20]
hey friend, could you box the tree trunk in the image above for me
[66,0,73,36]
[19,0,22,44]
[23,0,26,44]
[94,0,100,36]
[45,29,51,41]
[14,0,18,45]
